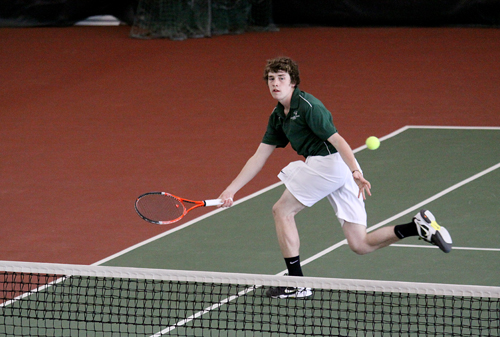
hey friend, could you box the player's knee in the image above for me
[346,240,370,255]
[272,201,285,219]
[272,201,293,221]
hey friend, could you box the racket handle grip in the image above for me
[204,199,223,207]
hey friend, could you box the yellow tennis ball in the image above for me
[366,136,380,150]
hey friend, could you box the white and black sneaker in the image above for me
[414,209,453,253]
[265,286,313,298]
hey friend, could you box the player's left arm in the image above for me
[327,133,371,199]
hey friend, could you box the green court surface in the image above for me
[102,126,500,287]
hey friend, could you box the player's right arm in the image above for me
[218,143,276,207]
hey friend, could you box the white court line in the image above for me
[150,286,259,337]
[406,125,500,130]
[390,244,500,251]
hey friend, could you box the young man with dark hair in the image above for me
[218,57,452,298]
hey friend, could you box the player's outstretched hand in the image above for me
[352,171,371,200]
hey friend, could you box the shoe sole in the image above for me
[432,231,452,253]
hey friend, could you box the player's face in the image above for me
[267,71,295,103]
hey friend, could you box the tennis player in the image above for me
[218,57,452,298]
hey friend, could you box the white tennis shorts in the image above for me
[277,153,367,227]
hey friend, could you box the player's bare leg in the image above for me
[272,189,305,258]
[342,222,400,255]
[266,189,312,298]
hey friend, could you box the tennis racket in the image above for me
[135,192,223,225]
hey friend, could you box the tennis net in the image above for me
[1,260,499,336]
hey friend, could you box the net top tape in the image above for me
[1,260,498,298]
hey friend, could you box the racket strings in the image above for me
[136,194,185,222]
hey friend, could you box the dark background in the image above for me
[1,0,499,27]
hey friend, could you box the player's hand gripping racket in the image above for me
[135,192,223,225]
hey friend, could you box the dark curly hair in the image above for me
[263,57,300,86]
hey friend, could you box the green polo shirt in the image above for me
[262,87,338,157]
